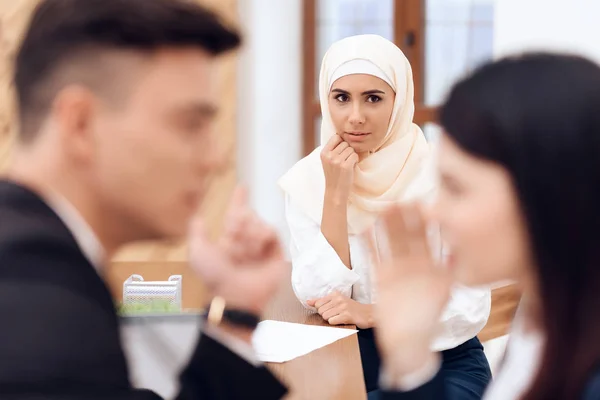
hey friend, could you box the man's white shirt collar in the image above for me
[44,192,105,272]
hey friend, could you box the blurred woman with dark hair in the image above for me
[373,53,600,400]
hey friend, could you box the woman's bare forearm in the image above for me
[321,190,352,269]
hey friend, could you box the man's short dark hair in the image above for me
[14,0,241,142]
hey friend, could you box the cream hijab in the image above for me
[279,34,435,235]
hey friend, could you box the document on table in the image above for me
[252,320,358,363]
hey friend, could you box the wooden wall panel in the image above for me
[0,0,38,173]
[0,0,239,309]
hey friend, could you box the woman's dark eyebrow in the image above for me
[362,89,385,95]
[330,88,386,95]
[331,88,350,95]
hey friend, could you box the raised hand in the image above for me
[189,186,286,315]
[370,203,452,379]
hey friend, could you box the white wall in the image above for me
[495,0,600,64]
[236,0,302,247]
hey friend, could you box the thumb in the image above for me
[188,217,225,287]
[189,216,209,242]
[228,185,249,212]
[188,217,214,259]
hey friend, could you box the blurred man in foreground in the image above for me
[0,0,287,398]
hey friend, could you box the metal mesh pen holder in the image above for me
[122,274,183,312]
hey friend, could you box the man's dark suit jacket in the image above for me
[0,180,287,400]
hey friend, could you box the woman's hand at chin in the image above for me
[321,134,359,203]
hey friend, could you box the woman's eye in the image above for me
[183,118,205,133]
[335,94,349,102]
[367,95,382,103]
[442,178,464,197]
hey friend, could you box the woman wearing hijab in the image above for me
[373,53,600,400]
[279,35,492,397]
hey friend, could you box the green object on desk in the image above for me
[117,299,180,315]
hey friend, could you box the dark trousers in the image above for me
[358,329,492,399]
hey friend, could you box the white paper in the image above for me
[252,320,358,363]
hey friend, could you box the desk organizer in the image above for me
[122,274,183,313]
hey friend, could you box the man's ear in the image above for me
[52,84,97,161]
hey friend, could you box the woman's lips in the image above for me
[344,132,371,142]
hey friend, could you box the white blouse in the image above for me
[285,193,491,351]
[484,315,543,399]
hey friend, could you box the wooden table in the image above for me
[262,272,521,400]
[108,262,519,399]
[263,270,367,400]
